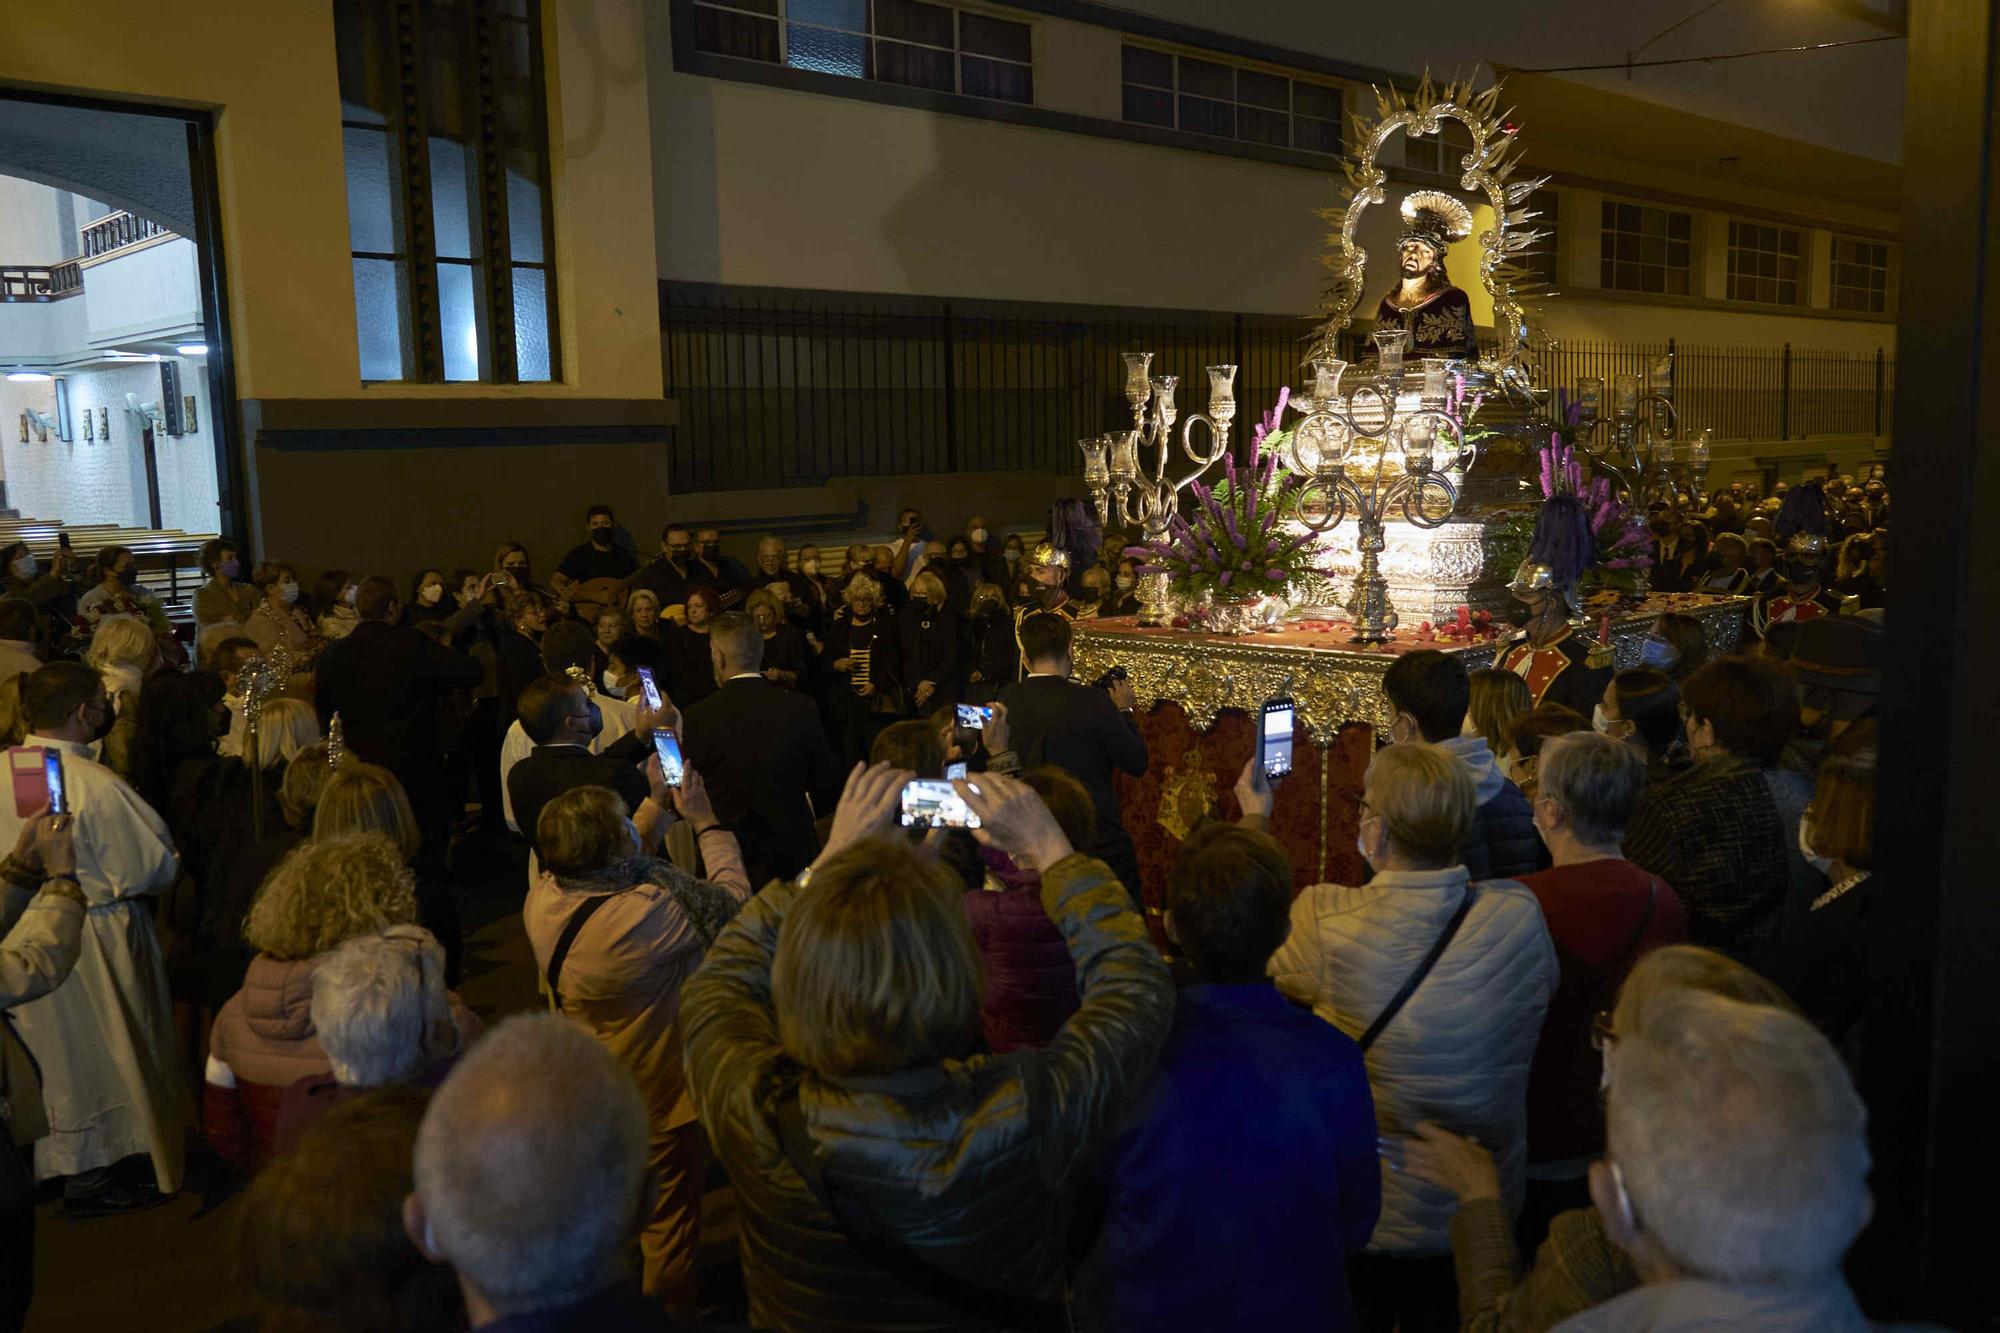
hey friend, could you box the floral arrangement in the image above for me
[1540,391,1652,592]
[1125,390,1327,604]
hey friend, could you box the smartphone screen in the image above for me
[900,778,980,829]
[9,748,50,819]
[955,703,992,729]
[1261,699,1296,782]
[636,666,664,713]
[945,760,968,782]
[651,728,684,788]
[43,750,66,816]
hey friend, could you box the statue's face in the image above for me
[1400,239,1438,275]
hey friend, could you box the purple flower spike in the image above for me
[1265,568,1286,581]
[1219,570,1234,587]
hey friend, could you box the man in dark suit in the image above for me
[681,612,840,890]
[998,612,1149,904]
[506,674,671,861]
[314,575,484,850]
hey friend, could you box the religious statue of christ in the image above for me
[1373,189,1480,361]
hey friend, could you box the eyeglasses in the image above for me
[1590,1009,1617,1051]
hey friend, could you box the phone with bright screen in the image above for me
[1260,697,1296,783]
[955,703,992,730]
[900,779,980,829]
[9,748,60,818]
[945,760,968,782]
[651,728,684,788]
[636,666,664,713]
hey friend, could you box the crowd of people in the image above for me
[0,474,1896,1333]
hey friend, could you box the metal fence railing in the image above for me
[661,284,1895,490]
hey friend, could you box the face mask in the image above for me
[10,555,35,581]
[341,585,358,606]
[911,597,930,613]
[117,566,139,587]
[418,584,443,606]
[1004,550,1021,565]
[699,542,719,560]
[796,559,816,576]
[971,528,989,544]
[219,559,241,580]
[1503,600,1533,628]
[590,527,613,547]
[279,581,300,604]
[1592,703,1614,734]
[600,670,626,699]
[1639,636,1679,669]
[1799,818,1836,877]
[1115,575,1135,591]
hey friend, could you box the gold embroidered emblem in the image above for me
[1157,744,1217,842]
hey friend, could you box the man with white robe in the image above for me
[3,662,186,1210]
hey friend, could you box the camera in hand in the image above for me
[1091,664,1129,691]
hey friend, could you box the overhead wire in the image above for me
[1504,33,1903,75]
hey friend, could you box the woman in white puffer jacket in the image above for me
[1269,741,1557,1333]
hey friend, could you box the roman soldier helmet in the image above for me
[1510,492,1594,616]
[1026,539,1068,575]
[1398,190,1475,258]
[1774,480,1830,575]
[1037,498,1100,576]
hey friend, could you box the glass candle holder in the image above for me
[1576,376,1603,425]
[1613,373,1642,419]
[1421,358,1449,406]
[1079,437,1110,489]
[1122,351,1153,400]
[1373,328,1409,380]
[1108,431,1139,482]
[1690,428,1713,469]
[1206,364,1238,411]
[1649,354,1674,401]
[1310,358,1347,405]
[1400,417,1435,473]
[1151,375,1178,414]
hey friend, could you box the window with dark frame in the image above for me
[691,0,1034,104]
[1600,200,1693,296]
[1726,220,1803,306]
[335,0,559,384]
[1118,44,1342,156]
[1830,235,1891,314]
[1403,119,1473,177]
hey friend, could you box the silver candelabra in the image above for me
[1079,353,1238,625]
[1571,362,1710,517]
[1283,330,1479,643]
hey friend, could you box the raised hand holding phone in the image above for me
[672,762,716,825]
[811,763,911,873]
[955,773,1073,873]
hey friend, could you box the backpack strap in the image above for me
[1359,886,1476,1053]
[544,893,614,1012]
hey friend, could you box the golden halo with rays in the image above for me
[1398,190,1475,244]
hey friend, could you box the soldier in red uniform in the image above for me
[1756,480,1850,635]
[1497,491,1611,716]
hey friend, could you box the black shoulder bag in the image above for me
[773,1081,1062,1332]
[543,893,614,1013]
[1358,887,1478,1052]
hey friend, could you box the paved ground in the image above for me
[22,834,574,1332]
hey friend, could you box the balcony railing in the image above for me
[0,262,84,303]
[80,211,170,260]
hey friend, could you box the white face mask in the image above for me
[1004,550,1021,565]
[600,670,627,699]
[1799,817,1836,877]
[1115,575,1135,591]
[10,555,35,580]
[279,581,300,604]
[341,584,358,606]
[1592,703,1614,734]
[971,528,989,544]
[418,584,444,606]
[802,559,820,575]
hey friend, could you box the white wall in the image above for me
[0,358,217,531]
[0,175,66,260]
[81,235,203,347]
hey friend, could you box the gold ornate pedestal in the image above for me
[1073,594,1753,740]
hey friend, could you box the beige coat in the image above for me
[1,880,86,1145]
[1269,866,1557,1255]
[523,827,751,1130]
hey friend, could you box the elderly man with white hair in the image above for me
[404,1013,665,1331]
[1561,987,1874,1331]
[272,925,475,1154]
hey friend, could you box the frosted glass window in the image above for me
[343,126,398,255]
[353,258,410,382]
[514,267,551,381]
[438,262,481,381]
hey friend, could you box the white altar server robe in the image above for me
[2,735,188,1189]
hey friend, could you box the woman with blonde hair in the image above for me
[683,764,1172,1329]
[826,575,901,762]
[745,587,809,690]
[1269,742,1558,1331]
[626,586,666,644]
[314,762,463,985]
[900,569,960,714]
[204,832,420,1171]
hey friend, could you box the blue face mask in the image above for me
[1640,635,1679,669]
